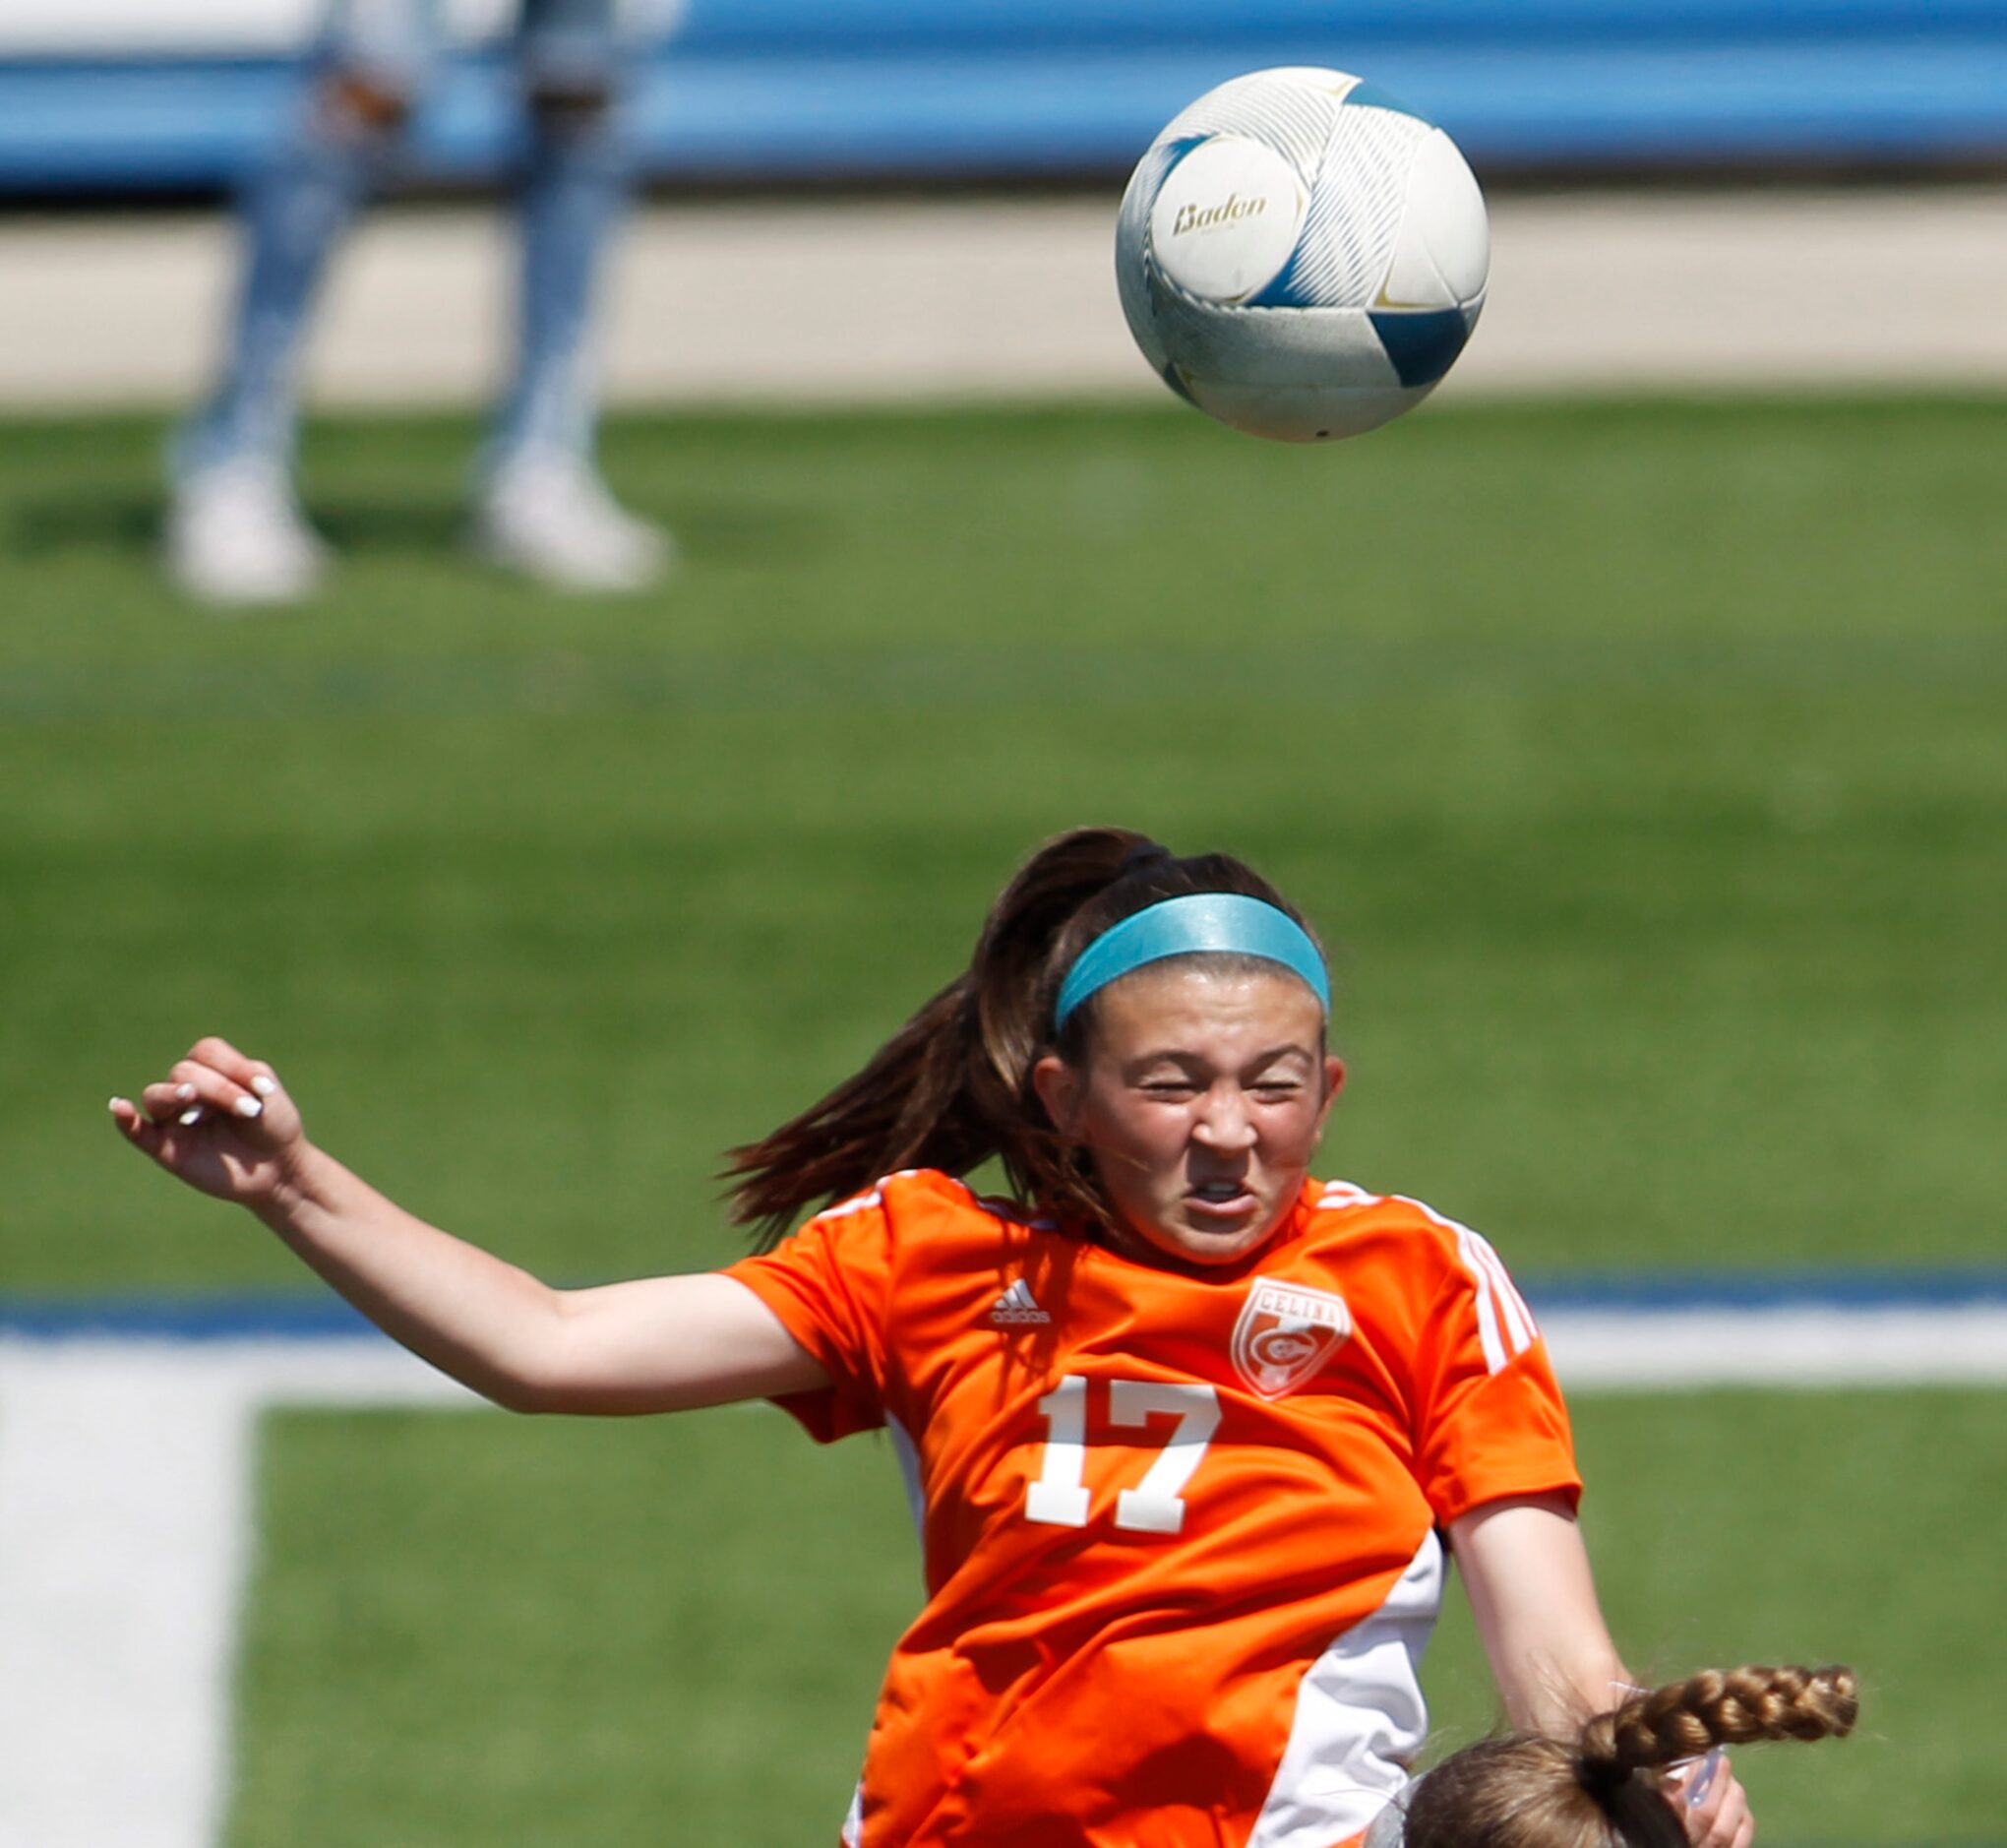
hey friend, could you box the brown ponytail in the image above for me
[1399,1664,1857,1848]
[1581,1665,1860,1781]
[721,825,1323,1249]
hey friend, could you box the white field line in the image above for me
[1542,1305,2007,1389]
[0,1307,2000,1848]
[0,1342,470,1848]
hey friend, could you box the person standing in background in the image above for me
[167,0,672,603]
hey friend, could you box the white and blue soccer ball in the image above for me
[1116,67,1490,442]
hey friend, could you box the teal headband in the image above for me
[1054,893,1330,1031]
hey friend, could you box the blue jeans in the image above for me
[179,0,645,481]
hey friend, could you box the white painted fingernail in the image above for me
[178,1106,205,1127]
[234,1095,264,1119]
[175,1082,197,1101]
[251,1075,277,1097]
[1684,1749,1724,1808]
[108,1097,124,1114]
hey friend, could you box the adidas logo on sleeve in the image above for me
[989,1279,1052,1326]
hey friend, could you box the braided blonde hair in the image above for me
[1400,1665,1858,1848]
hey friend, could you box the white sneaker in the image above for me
[164,459,328,607]
[474,452,672,592]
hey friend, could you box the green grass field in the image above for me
[6,398,2003,1290]
[3,398,2003,1842]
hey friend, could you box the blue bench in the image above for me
[3,0,2005,193]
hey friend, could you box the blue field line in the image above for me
[0,1293,383,1341]
[1525,1268,2007,1314]
[2,1270,2004,1343]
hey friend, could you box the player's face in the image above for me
[1034,962,1345,1268]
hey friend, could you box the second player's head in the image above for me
[1400,1664,1858,1848]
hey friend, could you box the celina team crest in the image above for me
[1231,1279,1351,1398]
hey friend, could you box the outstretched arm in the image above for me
[110,1036,828,1415]
[1449,1495,1755,1848]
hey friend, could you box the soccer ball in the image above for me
[1115,67,1490,442]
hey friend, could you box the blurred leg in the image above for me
[475,0,671,589]
[179,84,400,478]
[494,0,631,466]
[167,1,435,603]
[494,79,626,465]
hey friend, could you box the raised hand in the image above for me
[109,1036,306,1206]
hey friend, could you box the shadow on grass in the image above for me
[665,497,840,564]
[2,488,836,571]
[308,498,468,557]
[5,490,159,561]
[1,488,464,565]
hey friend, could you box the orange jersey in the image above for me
[724,1170,1579,1848]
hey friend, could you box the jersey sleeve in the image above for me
[1407,1218,1581,1526]
[720,1191,894,1445]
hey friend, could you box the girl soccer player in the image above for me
[112,827,1765,1848]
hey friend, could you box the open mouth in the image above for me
[1186,1179,1257,1215]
